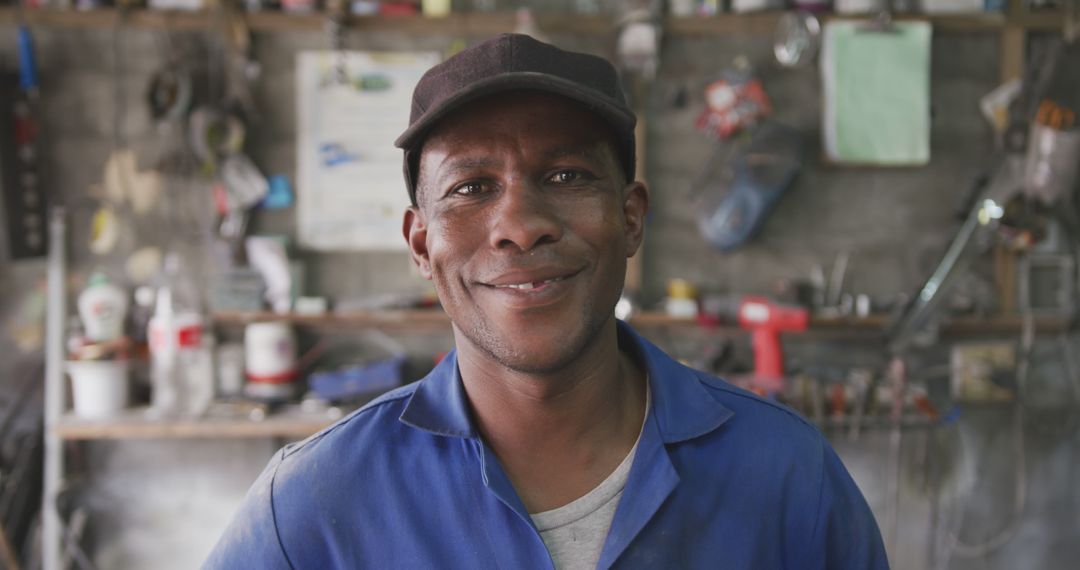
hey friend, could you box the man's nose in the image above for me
[488,182,563,251]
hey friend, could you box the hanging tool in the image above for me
[737,296,809,392]
[1035,99,1076,130]
[774,11,821,68]
[693,122,803,251]
[888,156,1021,353]
[146,64,193,123]
[1,26,46,259]
[703,295,809,394]
[211,0,259,118]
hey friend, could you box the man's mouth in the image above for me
[491,276,566,291]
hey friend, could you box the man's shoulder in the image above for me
[697,371,817,431]
[668,365,826,456]
[627,323,821,449]
[274,381,423,476]
[669,368,888,569]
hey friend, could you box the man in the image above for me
[206,34,887,569]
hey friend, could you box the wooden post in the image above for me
[1000,0,1026,83]
[993,0,1027,315]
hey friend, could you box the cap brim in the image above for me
[394,72,637,150]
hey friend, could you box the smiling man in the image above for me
[206,34,887,569]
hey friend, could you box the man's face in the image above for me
[403,91,648,374]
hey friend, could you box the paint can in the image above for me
[243,322,298,401]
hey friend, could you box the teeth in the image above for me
[495,277,560,290]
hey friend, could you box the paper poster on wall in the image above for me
[297,50,440,250]
[821,21,931,166]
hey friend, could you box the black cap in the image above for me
[395,33,637,205]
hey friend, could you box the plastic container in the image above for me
[730,0,783,13]
[148,253,213,417]
[67,360,130,418]
[78,272,128,342]
[1024,123,1080,206]
[216,343,246,398]
[664,279,699,318]
[834,0,883,13]
[422,0,451,16]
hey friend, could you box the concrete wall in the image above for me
[0,18,1077,570]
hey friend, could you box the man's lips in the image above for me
[478,267,583,291]
[490,277,563,291]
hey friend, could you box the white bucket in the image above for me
[67,360,130,418]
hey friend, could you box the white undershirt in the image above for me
[529,383,651,570]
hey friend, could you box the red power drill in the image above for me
[736,296,809,393]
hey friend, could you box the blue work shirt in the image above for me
[205,322,888,569]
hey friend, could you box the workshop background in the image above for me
[2,0,1080,569]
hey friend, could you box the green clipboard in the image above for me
[822,20,932,166]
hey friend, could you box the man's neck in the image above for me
[455,322,647,513]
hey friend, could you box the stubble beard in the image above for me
[455,289,619,377]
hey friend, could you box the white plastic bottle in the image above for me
[148,253,214,417]
[77,272,128,343]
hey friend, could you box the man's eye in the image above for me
[547,170,581,185]
[451,182,486,196]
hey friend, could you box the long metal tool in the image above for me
[887,155,1023,353]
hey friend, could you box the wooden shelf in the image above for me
[51,399,944,440]
[210,309,888,341]
[629,313,889,342]
[58,312,1066,441]
[1,6,214,30]
[244,9,617,35]
[670,11,1004,35]
[629,312,1069,340]
[211,309,888,342]
[212,308,454,330]
[213,308,885,330]
[54,406,337,440]
[0,6,614,35]
[814,415,940,430]
[52,405,943,440]
[0,7,1064,35]
[938,314,1071,337]
[211,309,1069,340]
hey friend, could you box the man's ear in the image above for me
[403,206,433,280]
[622,181,649,258]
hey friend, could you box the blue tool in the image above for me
[694,122,803,252]
[18,26,38,93]
[309,355,406,402]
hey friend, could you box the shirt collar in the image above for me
[619,322,734,443]
[398,320,733,444]
[398,350,476,438]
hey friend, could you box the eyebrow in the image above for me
[436,156,502,178]
[434,145,603,177]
